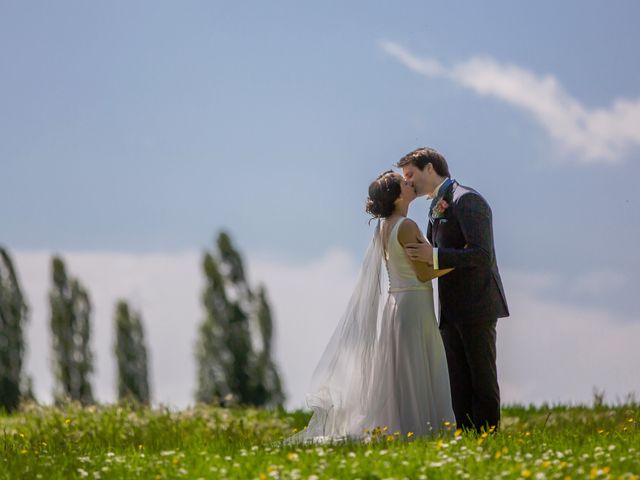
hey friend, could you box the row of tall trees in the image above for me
[0,231,285,412]
[1,249,151,411]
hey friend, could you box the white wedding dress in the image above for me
[285,218,455,444]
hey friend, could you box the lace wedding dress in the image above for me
[285,218,454,444]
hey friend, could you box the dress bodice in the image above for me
[384,218,432,292]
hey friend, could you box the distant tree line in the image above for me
[0,231,285,413]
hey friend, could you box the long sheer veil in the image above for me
[284,221,388,444]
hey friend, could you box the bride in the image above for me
[285,170,455,444]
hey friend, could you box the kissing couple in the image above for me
[285,147,509,445]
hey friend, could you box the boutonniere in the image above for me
[432,199,449,219]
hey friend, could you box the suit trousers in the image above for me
[439,316,500,432]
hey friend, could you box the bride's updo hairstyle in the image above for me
[366,170,401,219]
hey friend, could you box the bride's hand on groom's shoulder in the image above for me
[404,242,434,265]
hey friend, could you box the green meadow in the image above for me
[1,402,638,479]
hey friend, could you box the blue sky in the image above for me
[2,1,640,407]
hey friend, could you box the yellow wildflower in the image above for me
[454,429,463,438]
[521,469,532,478]
[494,451,502,459]
[407,432,414,438]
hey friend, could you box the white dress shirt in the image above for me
[428,178,449,270]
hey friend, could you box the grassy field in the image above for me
[1,402,638,479]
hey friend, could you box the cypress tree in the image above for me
[49,256,94,405]
[195,231,285,407]
[114,301,151,404]
[0,247,29,413]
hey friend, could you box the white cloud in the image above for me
[380,40,640,164]
[12,250,639,411]
[571,270,628,297]
[499,269,639,405]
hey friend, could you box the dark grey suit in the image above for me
[427,181,509,432]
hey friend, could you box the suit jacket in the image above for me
[427,181,509,323]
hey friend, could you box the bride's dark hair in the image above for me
[366,170,401,219]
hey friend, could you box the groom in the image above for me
[398,147,509,433]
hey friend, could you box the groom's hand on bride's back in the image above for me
[404,242,434,265]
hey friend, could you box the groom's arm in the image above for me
[437,194,494,269]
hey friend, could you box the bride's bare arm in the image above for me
[398,219,453,282]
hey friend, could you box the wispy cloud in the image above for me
[380,40,640,164]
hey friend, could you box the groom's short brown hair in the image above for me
[396,147,451,177]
